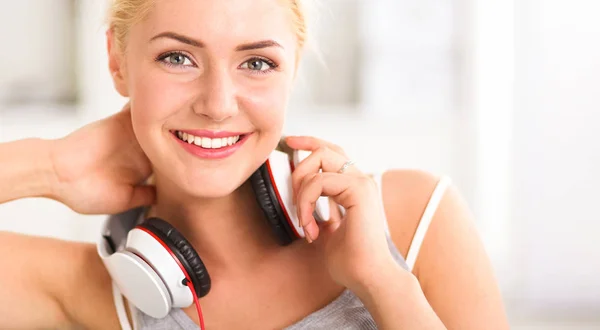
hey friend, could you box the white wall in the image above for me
[0,0,74,104]
[511,0,600,318]
[469,0,515,292]
[74,0,128,122]
[358,0,457,117]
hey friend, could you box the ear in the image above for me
[107,28,129,97]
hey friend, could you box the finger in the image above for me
[316,199,344,234]
[127,185,156,209]
[285,136,347,156]
[296,173,363,241]
[296,173,321,242]
[291,146,358,203]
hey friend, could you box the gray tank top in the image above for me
[117,173,449,329]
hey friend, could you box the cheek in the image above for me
[128,67,193,127]
[126,63,197,162]
[238,76,291,129]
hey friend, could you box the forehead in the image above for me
[134,0,296,49]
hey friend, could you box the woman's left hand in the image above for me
[285,136,403,292]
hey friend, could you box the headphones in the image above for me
[97,145,332,319]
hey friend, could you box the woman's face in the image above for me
[110,0,298,198]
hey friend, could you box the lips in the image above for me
[174,130,243,149]
[171,130,252,159]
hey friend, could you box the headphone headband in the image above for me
[98,207,143,256]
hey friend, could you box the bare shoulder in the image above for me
[0,231,120,329]
[64,241,123,329]
[379,169,510,329]
[376,169,441,263]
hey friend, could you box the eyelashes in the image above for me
[155,51,279,75]
[157,51,194,67]
[239,57,278,74]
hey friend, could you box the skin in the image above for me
[0,0,510,329]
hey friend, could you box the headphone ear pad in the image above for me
[138,218,211,298]
[250,163,295,245]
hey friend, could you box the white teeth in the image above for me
[175,131,242,149]
[201,137,211,148]
[193,136,202,146]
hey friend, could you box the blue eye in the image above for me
[243,59,270,71]
[241,57,278,73]
[157,52,195,67]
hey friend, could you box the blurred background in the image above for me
[0,0,599,328]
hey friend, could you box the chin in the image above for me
[185,178,243,199]
[173,166,253,199]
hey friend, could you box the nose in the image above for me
[192,66,238,122]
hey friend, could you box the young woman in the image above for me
[0,0,509,329]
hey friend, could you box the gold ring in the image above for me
[338,160,356,173]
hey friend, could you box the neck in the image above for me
[148,176,282,278]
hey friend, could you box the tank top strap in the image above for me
[370,171,452,272]
[405,175,451,271]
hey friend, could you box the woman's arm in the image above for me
[286,136,508,329]
[358,170,509,329]
[350,259,447,329]
[0,138,56,203]
[0,106,154,329]
[0,232,120,329]
[0,106,155,214]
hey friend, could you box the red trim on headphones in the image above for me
[135,226,206,330]
[265,159,300,238]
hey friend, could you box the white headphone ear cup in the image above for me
[106,250,172,318]
[267,151,305,237]
[292,150,331,222]
[126,228,194,309]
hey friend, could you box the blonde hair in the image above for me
[107,0,310,58]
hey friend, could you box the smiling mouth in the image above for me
[172,130,246,149]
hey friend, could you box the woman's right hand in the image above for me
[50,103,155,214]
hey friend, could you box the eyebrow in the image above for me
[150,32,283,51]
[151,32,204,47]
[236,40,283,51]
